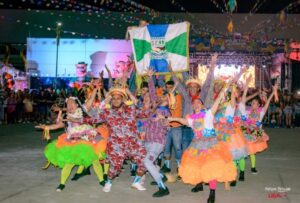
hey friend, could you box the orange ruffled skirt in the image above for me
[246,132,269,155]
[179,137,237,185]
[216,123,248,161]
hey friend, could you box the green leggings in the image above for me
[60,160,106,185]
[234,158,246,172]
[75,163,109,175]
[250,154,256,168]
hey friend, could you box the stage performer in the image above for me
[168,85,237,203]
[214,84,248,187]
[238,83,278,174]
[77,83,151,193]
[35,96,108,192]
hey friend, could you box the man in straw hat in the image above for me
[80,82,151,193]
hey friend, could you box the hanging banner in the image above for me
[129,21,190,75]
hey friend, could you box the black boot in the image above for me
[130,164,137,177]
[230,180,237,187]
[151,175,168,185]
[71,166,90,181]
[99,180,106,187]
[152,187,170,198]
[251,167,258,174]
[130,169,136,177]
[239,171,245,181]
[207,189,215,203]
[160,164,171,173]
[71,173,82,181]
[157,158,162,167]
[83,166,91,175]
[56,184,65,192]
[191,183,203,193]
[103,174,108,182]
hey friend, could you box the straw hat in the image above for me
[185,78,202,87]
[108,87,127,98]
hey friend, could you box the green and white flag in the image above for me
[129,22,190,75]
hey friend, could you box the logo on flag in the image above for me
[129,22,190,75]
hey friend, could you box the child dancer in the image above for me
[214,84,248,187]
[36,96,108,191]
[168,86,236,203]
[238,82,278,174]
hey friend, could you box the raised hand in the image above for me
[99,70,104,79]
[104,64,110,72]
[92,79,101,89]
[245,74,252,85]
[241,65,248,74]
[146,68,155,77]
[211,53,218,62]
[105,64,112,76]
[51,105,61,112]
[273,83,279,102]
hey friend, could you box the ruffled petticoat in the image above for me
[241,126,269,155]
[44,125,108,168]
[179,136,237,185]
[215,121,248,161]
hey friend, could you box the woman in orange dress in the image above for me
[214,85,248,187]
[168,86,236,203]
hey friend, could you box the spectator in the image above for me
[46,88,57,122]
[37,90,47,122]
[5,92,17,124]
[293,99,300,127]
[16,90,24,123]
[284,101,293,128]
[0,85,5,124]
[23,93,34,123]
[276,101,284,127]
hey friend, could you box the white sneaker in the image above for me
[103,182,112,193]
[131,182,146,191]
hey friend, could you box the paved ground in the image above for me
[0,124,299,203]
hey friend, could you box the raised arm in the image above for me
[246,91,259,102]
[200,53,217,102]
[232,65,247,83]
[230,85,236,108]
[168,64,189,101]
[146,69,158,103]
[35,111,65,130]
[84,87,98,112]
[211,86,227,115]
[263,84,278,113]
[241,75,252,104]
[105,64,113,89]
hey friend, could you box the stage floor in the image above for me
[0,124,299,203]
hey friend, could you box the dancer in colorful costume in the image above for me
[142,69,177,197]
[159,54,218,175]
[36,96,108,191]
[79,84,150,193]
[168,86,237,203]
[214,84,248,187]
[238,83,278,174]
